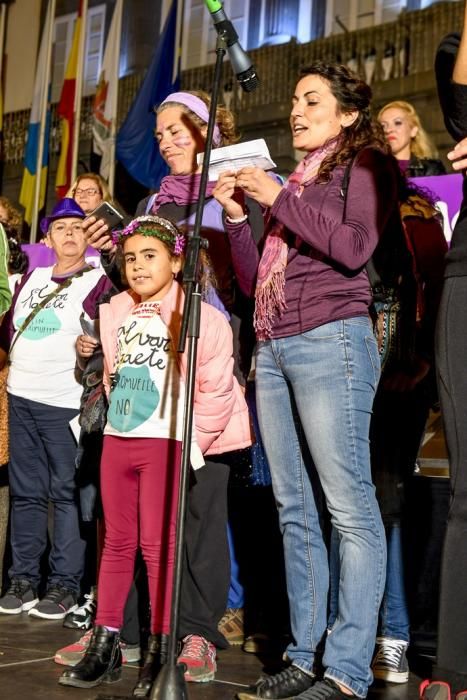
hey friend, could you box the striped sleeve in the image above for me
[0,225,11,318]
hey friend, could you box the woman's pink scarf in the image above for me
[254,139,339,340]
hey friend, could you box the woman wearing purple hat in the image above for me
[0,198,112,620]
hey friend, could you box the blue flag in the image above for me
[116,1,179,188]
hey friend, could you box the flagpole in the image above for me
[107,0,123,197]
[174,0,184,83]
[71,0,88,186]
[0,4,7,91]
[0,3,7,192]
[30,0,56,244]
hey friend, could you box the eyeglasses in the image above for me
[74,187,100,196]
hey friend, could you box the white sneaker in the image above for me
[63,588,96,630]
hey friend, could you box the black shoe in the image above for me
[0,578,38,614]
[58,625,122,689]
[371,637,409,684]
[29,585,78,620]
[133,634,169,697]
[295,679,356,699]
[237,665,315,699]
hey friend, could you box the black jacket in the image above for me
[436,32,467,277]
[406,156,446,177]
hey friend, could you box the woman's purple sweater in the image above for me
[225,147,398,339]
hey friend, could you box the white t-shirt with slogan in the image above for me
[105,301,204,469]
[8,265,105,409]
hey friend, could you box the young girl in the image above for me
[59,215,251,692]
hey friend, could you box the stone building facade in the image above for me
[0,0,463,213]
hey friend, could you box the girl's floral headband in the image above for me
[112,215,186,256]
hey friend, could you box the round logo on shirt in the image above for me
[16,308,62,340]
[107,365,160,432]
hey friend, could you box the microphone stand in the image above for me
[95,32,228,700]
[149,31,228,700]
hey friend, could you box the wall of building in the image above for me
[0,0,463,217]
[4,0,41,113]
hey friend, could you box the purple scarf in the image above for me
[254,139,339,340]
[152,174,217,210]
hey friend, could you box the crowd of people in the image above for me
[0,8,466,700]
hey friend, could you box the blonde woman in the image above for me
[67,173,112,215]
[378,100,445,176]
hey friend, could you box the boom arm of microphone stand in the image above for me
[177,34,227,354]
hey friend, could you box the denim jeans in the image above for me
[379,524,409,642]
[329,524,409,643]
[8,394,85,592]
[227,521,245,608]
[255,317,386,697]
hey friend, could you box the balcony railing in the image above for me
[2,0,463,166]
[181,2,464,119]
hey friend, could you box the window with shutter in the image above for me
[51,4,106,103]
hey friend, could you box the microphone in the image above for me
[204,0,259,92]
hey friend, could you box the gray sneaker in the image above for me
[372,637,409,684]
[0,578,39,614]
[28,585,78,620]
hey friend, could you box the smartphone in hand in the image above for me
[86,201,124,230]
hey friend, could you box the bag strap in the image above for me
[8,265,92,359]
[144,193,158,214]
[340,158,354,204]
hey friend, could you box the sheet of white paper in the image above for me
[69,414,81,444]
[198,138,276,181]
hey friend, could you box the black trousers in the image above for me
[178,457,230,648]
[434,276,467,691]
[371,382,431,524]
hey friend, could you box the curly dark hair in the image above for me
[298,62,388,183]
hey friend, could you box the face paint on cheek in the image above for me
[172,136,192,147]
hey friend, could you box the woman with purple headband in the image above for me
[59,215,251,691]
[82,90,266,691]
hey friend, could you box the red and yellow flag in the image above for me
[55,1,83,199]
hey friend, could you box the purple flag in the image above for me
[411,173,463,245]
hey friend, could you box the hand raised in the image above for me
[235,167,282,208]
[447,136,467,172]
[83,216,116,254]
[213,171,246,219]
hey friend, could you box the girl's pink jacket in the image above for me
[99,282,253,456]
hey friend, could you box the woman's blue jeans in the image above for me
[255,317,386,697]
[329,523,409,643]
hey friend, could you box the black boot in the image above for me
[59,625,122,689]
[133,633,169,697]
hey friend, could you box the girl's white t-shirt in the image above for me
[8,265,104,409]
[104,301,204,469]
